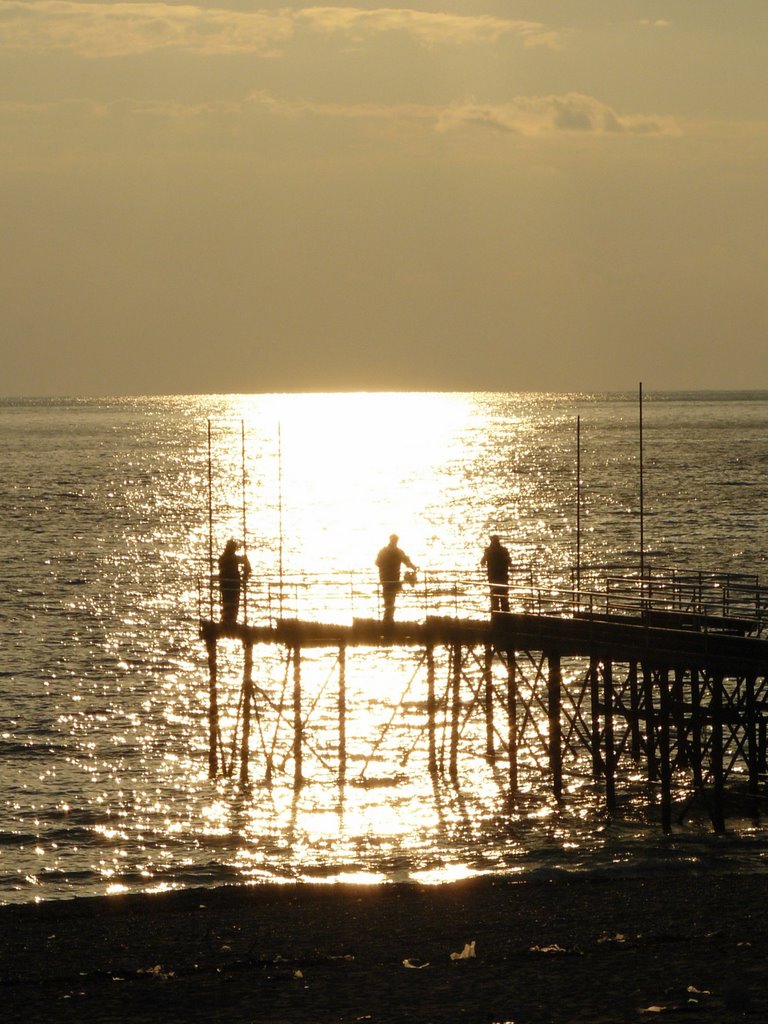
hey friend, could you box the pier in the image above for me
[200,568,768,833]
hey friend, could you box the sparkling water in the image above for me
[2,391,768,904]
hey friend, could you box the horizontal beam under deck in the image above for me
[201,611,768,673]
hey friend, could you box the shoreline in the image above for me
[2,871,767,1022]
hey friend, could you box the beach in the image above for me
[2,872,767,1023]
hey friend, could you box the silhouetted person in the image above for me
[218,539,251,625]
[376,534,417,624]
[481,534,511,613]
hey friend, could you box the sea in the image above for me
[2,391,768,906]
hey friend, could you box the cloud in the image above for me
[0,90,682,145]
[435,94,680,136]
[296,7,562,49]
[0,2,563,58]
[0,91,686,176]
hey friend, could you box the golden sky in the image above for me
[2,2,767,395]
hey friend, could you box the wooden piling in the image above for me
[603,659,616,812]
[507,649,518,795]
[642,661,658,783]
[673,666,687,767]
[589,655,601,781]
[205,636,218,778]
[484,644,495,761]
[292,644,303,788]
[239,641,253,784]
[745,673,758,795]
[427,645,437,777]
[450,643,461,781]
[548,651,563,802]
[629,661,641,761]
[338,645,347,784]
[658,667,672,834]
[711,672,725,833]
[689,667,704,790]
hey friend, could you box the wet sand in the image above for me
[1,872,767,1023]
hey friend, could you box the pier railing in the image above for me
[199,565,768,636]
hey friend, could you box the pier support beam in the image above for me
[239,641,254,784]
[205,636,219,779]
[484,645,495,761]
[629,661,641,761]
[603,659,616,813]
[427,645,437,777]
[658,668,672,834]
[711,672,725,833]
[338,645,347,784]
[643,662,658,783]
[292,645,303,789]
[548,651,563,802]
[507,650,518,796]
[449,643,461,782]
[589,655,601,781]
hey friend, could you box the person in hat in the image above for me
[218,539,251,625]
[481,534,512,613]
[375,534,417,624]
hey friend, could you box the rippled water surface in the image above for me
[2,391,768,904]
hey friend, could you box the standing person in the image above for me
[481,534,511,613]
[376,534,417,624]
[218,539,251,625]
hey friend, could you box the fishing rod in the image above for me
[639,381,645,584]
[207,418,214,620]
[241,418,248,625]
[576,414,581,608]
[278,421,284,618]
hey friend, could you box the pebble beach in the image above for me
[2,872,767,1023]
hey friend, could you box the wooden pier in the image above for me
[200,583,768,834]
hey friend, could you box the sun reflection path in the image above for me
[210,392,483,580]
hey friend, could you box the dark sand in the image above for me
[2,873,767,1023]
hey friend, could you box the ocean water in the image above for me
[2,391,768,905]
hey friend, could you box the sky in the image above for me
[2,1,767,396]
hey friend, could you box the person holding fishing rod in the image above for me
[218,539,251,625]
